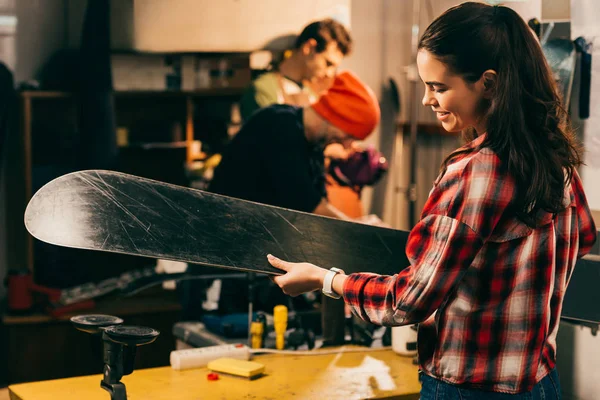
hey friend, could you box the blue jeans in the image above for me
[420,369,561,399]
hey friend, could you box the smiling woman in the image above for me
[417,49,493,134]
[417,2,581,226]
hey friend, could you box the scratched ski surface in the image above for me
[25,170,410,276]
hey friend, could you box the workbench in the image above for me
[8,348,421,399]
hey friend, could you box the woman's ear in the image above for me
[481,69,498,99]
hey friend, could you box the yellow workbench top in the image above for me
[9,347,421,400]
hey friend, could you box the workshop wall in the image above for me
[13,0,66,84]
[339,0,385,216]
[0,0,66,303]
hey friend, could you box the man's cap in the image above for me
[311,71,380,140]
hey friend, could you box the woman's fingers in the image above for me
[267,255,325,296]
[267,254,291,272]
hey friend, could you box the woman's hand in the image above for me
[267,254,328,297]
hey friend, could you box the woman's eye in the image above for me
[428,85,446,93]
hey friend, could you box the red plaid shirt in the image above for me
[343,134,597,393]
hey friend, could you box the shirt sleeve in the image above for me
[571,169,597,257]
[342,155,514,326]
[254,80,279,108]
[240,76,280,122]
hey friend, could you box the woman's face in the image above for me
[417,50,488,134]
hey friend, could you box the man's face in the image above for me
[302,40,344,82]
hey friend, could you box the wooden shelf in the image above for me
[2,290,181,326]
[20,88,244,99]
[115,88,244,97]
[14,86,241,282]
[19,91,72,99]
[124,141,188,150]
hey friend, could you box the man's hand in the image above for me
[305,75,335,96]
[324,142,364,161]
[324,143,353,160]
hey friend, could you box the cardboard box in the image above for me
[110,53,251,91]
[197,55,251,89]
[111,54,169,91]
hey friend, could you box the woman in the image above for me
[267,2,597,398]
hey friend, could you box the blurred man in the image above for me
[211,71,378,220]
[239,18,352,122]
[209,71,381,346]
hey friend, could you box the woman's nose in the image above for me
[422,89,435,107]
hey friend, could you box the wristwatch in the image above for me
[322,267,345,299]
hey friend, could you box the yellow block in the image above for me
[207,357,265,379]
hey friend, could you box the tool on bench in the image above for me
[274,305,288,350]
[71,314,159,400]
[250,312,266,349]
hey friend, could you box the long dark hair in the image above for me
[419,2,582,226]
